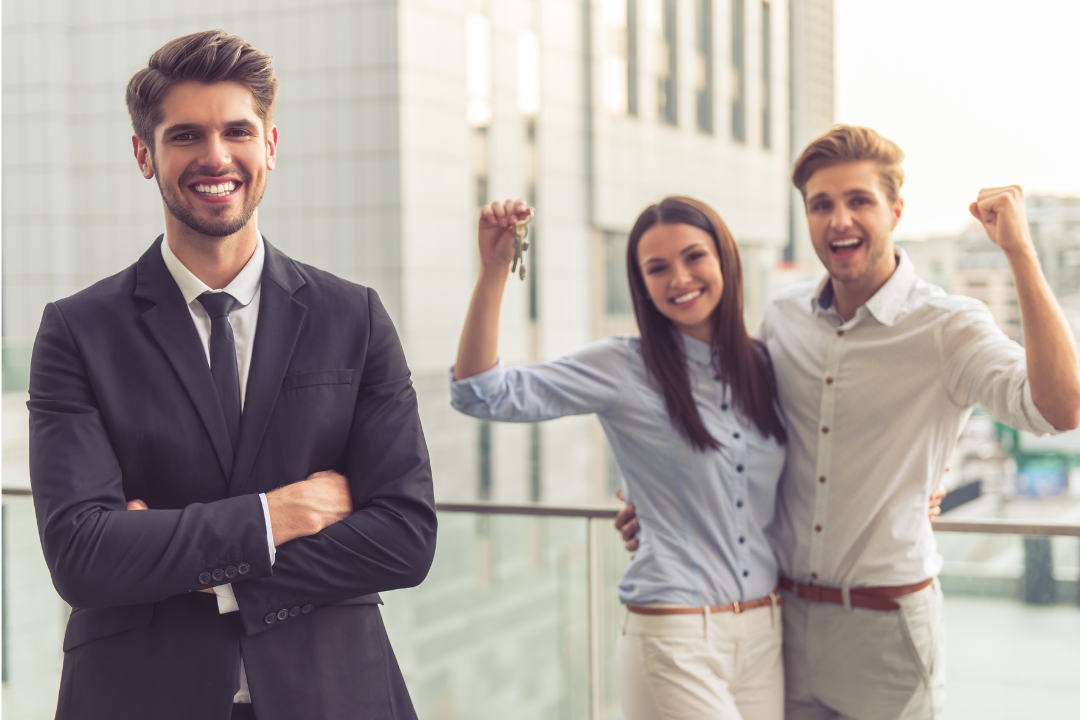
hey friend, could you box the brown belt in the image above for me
[627,589,783,616]
[778,576,933,612]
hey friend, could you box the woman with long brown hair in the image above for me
[451,196,787,720]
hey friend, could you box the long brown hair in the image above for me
[626,196,786,450]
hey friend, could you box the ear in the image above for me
[133,136,154,179]
[266,125,278,171]
[890,196,905,230]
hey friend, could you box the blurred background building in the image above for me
[2,0,835,507]
[1,2,834,718]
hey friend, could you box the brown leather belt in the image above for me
[778,576,933,611]
[627,589,783,616]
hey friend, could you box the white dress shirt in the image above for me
[760,250,1057,589]
[161,234,276,703]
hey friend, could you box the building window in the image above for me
[603,0,638,115]
[517,29,540,117]
[731,0,746,142]
[466,13,492,128]
[761,1,772,148]
[605,231,634,316]
[649,0,678,125]
[695,0,714,133]
[468,13,492,207]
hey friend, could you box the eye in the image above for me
[226,128,253,137]
[173,133,196,142]
[687,251,706,262]
[811,201,832,212]
[851,196,871,206]
[644,264,667,275]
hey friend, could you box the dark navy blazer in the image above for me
[28,236,436,720]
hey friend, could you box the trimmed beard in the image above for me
[154,164,264,238]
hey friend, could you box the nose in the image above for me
[830,203,853,232]
[200,133,231,170]
[670,261,693,288]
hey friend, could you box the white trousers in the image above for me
[782,579,947,720]
[616,603,784,720]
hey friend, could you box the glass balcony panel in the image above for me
[2,493,1079,720]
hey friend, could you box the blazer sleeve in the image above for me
[231,289,437,636]
[28,302,274,609]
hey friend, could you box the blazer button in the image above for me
[264,613,277,625]
[277,608,289,621]
[212,568,225,582]
[224,566,237,579]
[237,562,251,575]
[289,606,301,617]
[198,572,212,585]
[301,604,314,614]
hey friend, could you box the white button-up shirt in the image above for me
[761,250,1057,589]
[161,234,275,703]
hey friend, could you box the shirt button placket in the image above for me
[810,324,844,579]
[733,426,750,588]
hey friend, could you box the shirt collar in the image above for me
[810,248,917,327]
[161,233,265,307]
[681,332,714,368]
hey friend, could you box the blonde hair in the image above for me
[792,125,905,203]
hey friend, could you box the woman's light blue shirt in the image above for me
[449,334,786,607]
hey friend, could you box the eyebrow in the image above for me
[161,119,261,137]
[641,242,707,265]
[806,188,875,204]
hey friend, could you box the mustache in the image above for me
[177,165,251,185]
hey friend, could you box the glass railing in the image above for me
[2,491,1078,720]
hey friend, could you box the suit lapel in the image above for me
[134,236,234,480]
[229,240,308,496]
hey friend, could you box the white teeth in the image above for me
[195,182,236,196]
[673,290,702,304]
[831,238,861,249]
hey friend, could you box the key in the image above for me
[511,214,532,281]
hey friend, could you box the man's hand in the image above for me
[614,488,640,552]
[969,186,1033,256]
[265,470,353,547]
[929,482,947,521]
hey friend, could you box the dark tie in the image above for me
[198,292,241,448]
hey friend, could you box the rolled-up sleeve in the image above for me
[450,337,629,422]
[942,301,1057,436]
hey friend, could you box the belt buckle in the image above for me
[732,600,741,614]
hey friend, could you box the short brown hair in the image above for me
[126,30,279,151]
[792,125,905,203]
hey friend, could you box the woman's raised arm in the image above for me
[453,199,533,380]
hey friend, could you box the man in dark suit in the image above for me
[28,30,436,720]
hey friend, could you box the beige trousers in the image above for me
[615,603,785,720]
[781,579,947,720]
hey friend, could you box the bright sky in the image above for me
[835,0,1080,239]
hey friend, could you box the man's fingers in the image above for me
[626,538,639,552]
[127,499,149,510]
[615,488,625,502]
[614,503,635,530]
[620,518,640,543]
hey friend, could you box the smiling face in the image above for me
[636,223,724,343]
[134,81,277,239]
[804,159,903,293]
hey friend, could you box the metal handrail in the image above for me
[437,500,1080,537]
[5,491,1078,536]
